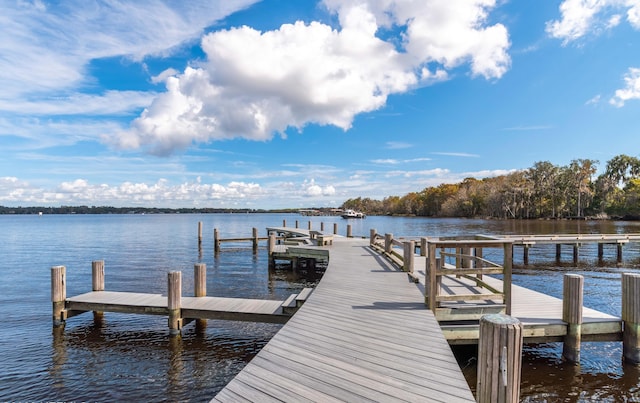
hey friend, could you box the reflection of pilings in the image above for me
[167,336,185,396]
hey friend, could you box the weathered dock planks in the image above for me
[213,238,476,402]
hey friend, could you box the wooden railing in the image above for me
[370,230,514,321]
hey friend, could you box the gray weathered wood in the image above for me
[562,274,583,362]
[623,273,640,363]
[477,314,522,403]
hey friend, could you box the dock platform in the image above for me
[214,237,475,402]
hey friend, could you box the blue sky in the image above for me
[1,0,639,209]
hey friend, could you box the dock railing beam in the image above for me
[51,265,66,327]
[622,273,640,363]
[168,271,182,337]
[477,314,523,403]
[562,274,583,363]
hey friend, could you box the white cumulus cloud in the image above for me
[546,0,640,44]
[610,67,640,106]
[112,0,511,155]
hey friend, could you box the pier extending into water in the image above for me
[51,262,313,335]
[51,224,640,402]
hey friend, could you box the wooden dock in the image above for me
[213,237,476,402]
[51,263,314,333]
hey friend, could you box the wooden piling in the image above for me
[168,271,182,337]
[194,263,206,297]
[92,260,105,323]
[618,243,624,263]
[333,223,338,235]
[503,244,513,315]
[194,263,207,329]
[252,227,258,253]
[384,233,393,254]
[523,245,529,265]
[282,219,286,227]
[295,220,299,228]
[427,243,437,310]
[420,237,427,257]
[370,229,376,246]
[198,221,203,246]
[320,222,325,232]
[92,260,105,292]
[562,274,583,363]
[347,224,352,238]
[622,273,640,363]
[214,228,220,255]
[51,265,66,327]
[308,221,312,230]
[573,244,579,265]
[598,243,604,261]
[403,241,415,273]
[556,244,562,261]
[477,314,523,403]
[268,232,276,269]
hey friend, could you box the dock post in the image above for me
[168,271,182,337]
[477,314,523,403]
[573,244,579,266]
[384,233,393,254]
[369,229,376,246]
[320,222,325,232]
[503,243,513,315]
[295,220,299,228]
[622,273,640,363]
[426,242,437,310]
[51,265,66,327]
[283,219,286,227]
[194,263,207,330]
[598,243,604,261]
[214,228,220,255]
[403,241,415,273]
[523,244,529,265]
[268,232,276,269]
[198,221,203,247]
[92,260,105,323]
[347,224,352,238]
[252,227,258,253]
[308,221,312,230]
[420,237,427,257]
[194,263,206,297]
[333,223,338,235]
[562,274,583,363]
[618,243,624,263]
[556,244,562,262]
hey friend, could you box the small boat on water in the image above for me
[341,209,366,219]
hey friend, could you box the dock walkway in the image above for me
[214,237,475,402]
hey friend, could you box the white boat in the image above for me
[341,209,366,219]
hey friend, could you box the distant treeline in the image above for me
[341,154,640,219]
[0,206,301,215]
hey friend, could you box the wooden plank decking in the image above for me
[213,238,475,402]
[65,291,291,324]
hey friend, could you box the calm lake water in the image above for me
[2,213,640,402]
